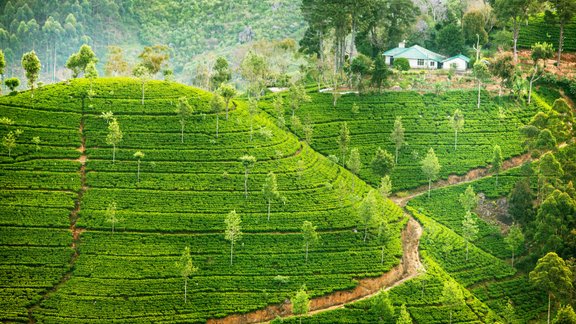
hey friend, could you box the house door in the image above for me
[390,57,394,65]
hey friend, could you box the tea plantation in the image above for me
[0,79,406,322]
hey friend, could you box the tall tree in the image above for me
[175,246,198,304]
[133,63,150,105]
[175,97,193,144]
[534,190,575,257]
[105,201,122,233]
[347,148,362,191]
[494,0,539,62]
[504,224,524,267]
[239,155,256,198]
[240,51,268,98]
[549,0,576,67]
[359,190,379,242]
[492,145,503,187]
[66,44,97,78]
[262,171,280,221]
[85,60,98,93]
[473,61,490,109]
[133,151,144,183]
[217,83,237,121]
[528,42,555,105]
[530,252,574,324]
[106,118,123,163]
[390,116,405,164]
[379,175,393,199]
[462,10,489,46]
[0,49,5,95]
[138,45,170,76]
[21,51,41,97]
[421,148,441,198]
[377,214,390,265]
[371,291,395,322]
[442,280,465,324]
[292,285,310,324]
[449,109,465,151]
[462,211,479,261]
[42,16,63,82]
[459,185,478,213]
[211,57,231,89]
[489,52,516,96]
[288,82,311,117]
[2,130,18,157]
[105,46,130,76]
[211,93,225,139]
[338,122,351,165]
[224,210,242,266]
[371,147,395,177]
[302,221,319,262]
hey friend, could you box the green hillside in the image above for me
[0,79,405,322]
[518,14,576,52]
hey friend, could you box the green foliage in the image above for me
[4,77,20,92]
[554,305,576,324]
[504,224,524,267]
[371,147,395,177]
[104,201,122,233]
[225,210,243,266]
[393,58,410,71]
[175,246,198,304]
[66,45,97,78]
[292,285,310,319]
[518,15,576,52]
[370,291,394,323]
[436,23,465,57]
[302,221,319,262]
[459,185,478,213]
[21,50,41,93]
[462,10,488,46]
[138,45,170,75]
[105,118,123,163]
[449,109,464,150]
[396,304,412,324]
[421,148,440,197]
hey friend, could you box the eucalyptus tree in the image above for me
[106,118,123,163]
[21,51,41,97]
[176,97,193,143]
[449,109,464,151]
[224,210,243,266]
[134,151,144,182]
[239,155,256,198]
[175,246,198,304]
[218,83,237,120]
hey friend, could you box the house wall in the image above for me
[408,59,438,69]
[442,58,467,71]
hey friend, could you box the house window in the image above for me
[430,61,435,67]
[417,59,425,66]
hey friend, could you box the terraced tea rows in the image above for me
[264,91,537,191]
[518,14,576,52]
[0,79,406,322]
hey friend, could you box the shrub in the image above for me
[393,58,410,71]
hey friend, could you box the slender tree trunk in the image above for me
[428,179,431,198]
[53,44,56,82]
[141,81,145,105]
[381,245,385,265]
[395,147,399,164]
[137,160,140,182]
[528,77,534,105]
[466,241,469,260]
[112,221,115,234]
[112,144,116,163]
[267,199,271,221]
[547,293,551,324]
[244,169,248,198]
[477,80,481,109]
[216,115,219,138]
[305,242,309,262]
[350,18,356,59]
[513,17,519,63]
[511,250,514,267]
[225,100,229,120]
[450,310,453,324]
[558,21,564,68]
[230,241,234,265]
[454,129,458,151]
[496,172,499,188]
[363,226,368,242]
[184,277,187,304]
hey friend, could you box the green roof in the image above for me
[383,45,446,62]
[443,54,471,63]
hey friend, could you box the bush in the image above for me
[393,58,410,71]
[4,77,20,93]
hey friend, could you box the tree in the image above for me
[217,83,237,121]
[377,215,390,265]
[462,211,479,261]
[175,246,198,304]
[393,58,410,71]
[396,304,413,324]
[106,118,123,163]
[371,291,394,322]
[494,0,539,62]
[371,147,395,177]
[138,45,170,76]
[338,122,351,165]
[473,61,490,109]
[248,99,258,141]
[133,63,151,105]
[530,252,574,324]
[421,148,441,198]
[288,82,311,117]
[5,77,20,92]
[85,61,98,93]
[371,55,390,91]
[442,280,464,324]
[508,178,535,226]
[347,148,362,191]
[292,285,310,324]
[534,190,575,257]
[66,44,97,78]
[554,305,576,324]
[32,136,41,151]
[105,46,130,76]
[134,151,144,183]
[105,201,122,233]
[211,57,231,89]
[379,175,393,199]
[21,51,41,97]
[489,52,515,96]
[224,210,242,266]
[175,97,193,143]
[492,145,503,187]
[0,49,5,94]
[528,42,555,105]
[302,221,319,262]
[505,224,524,267]
[390,117,405,164]
[240,51,268,98]
[2,131,17,157]
[239,155,256,198]
[436,23,465,57]
[262,171,280,221]
[549,0,576,67]
[211,94,225,139]
[350,54,373,92]
[459,185,478,213]
[303,118,314,145]
[449,109,465,151]
[462,10,488,46]
[358,190,379,242]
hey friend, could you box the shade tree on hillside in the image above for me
[2,129,22,157]
[262,171,281,221]
[371,147,395,177]
[104,201,122,234]
[211,57,231,90]
[21,50,41,97]
[0,49,5,94]
[133,63,151,105]
[240,51,269,98]
[338,122,350,165]
[288,82,311,117]
[66,44,97,78]
[547,0,576,67]
[473,61,490,109]
[442,280,465,324]
[358,190,379,242]
[106,118,123,163]
[239,155,256,198]
[211,93,225,139]
[528,42,555,105]
[292,285,310,324]
[390,116,405,164]
[248,99,258,141]
[105,46,130,77]
[421,148,441,198]
[459,185,478,213]
[529,252,574,324]
[534,190,575,257]
[462,211,479,261]
[489,52,515,96]
[5,77,20,93]
[449,109,464,151]
[492,145,503,188]
[217,83,237,120]
[504,224,524,267]
[224,210,242,266]
[175,97,193,143]
[347,148,362,191]
[302,221,319,262]
[85,60,98,93]
[379,175,392,199]
[138,45,170,76]
[175,246,198,304]
[133,151,144,183]
[377,213,390,265]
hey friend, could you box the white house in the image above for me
[383,42,469,71]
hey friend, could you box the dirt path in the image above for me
[207,218,423,324]
[27,98,88,323]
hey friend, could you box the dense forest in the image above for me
[1,0,576,323]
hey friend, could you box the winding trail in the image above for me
[27,97,88,323]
